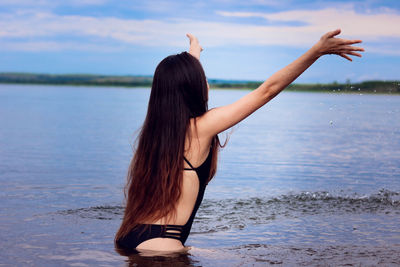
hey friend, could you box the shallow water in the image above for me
[0,84,399,266]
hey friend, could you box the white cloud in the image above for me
[0,0,107,6]
[0,7,399,54]
[0,40,121,52]
[217,8,400,40]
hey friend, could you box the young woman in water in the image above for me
[115,29,364,253]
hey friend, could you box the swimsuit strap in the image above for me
[183,157,195,170]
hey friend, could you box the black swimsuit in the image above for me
[115,149,212,250]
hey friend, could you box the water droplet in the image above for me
[329,120,333,125]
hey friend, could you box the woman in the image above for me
[115,29,364,252]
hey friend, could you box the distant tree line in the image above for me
[0,73,398,93]
[0,73,153,87]
[286,81,400,93]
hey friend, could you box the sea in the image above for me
[0,84,399,266]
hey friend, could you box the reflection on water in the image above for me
[124,254,196,267]
[116,248,198,267]
[1,85,400,266]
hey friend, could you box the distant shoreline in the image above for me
[0,72,399,94]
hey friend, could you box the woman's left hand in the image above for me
[186,33,203,60]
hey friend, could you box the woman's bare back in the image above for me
[136,119,212,251]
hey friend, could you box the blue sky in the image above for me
[0,0,399,83]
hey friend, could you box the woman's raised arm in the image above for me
[194,29,364,138]
[187,33,203,60]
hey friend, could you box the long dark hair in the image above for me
[115,52,222,241]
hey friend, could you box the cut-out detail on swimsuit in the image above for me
[115,147,213,251]
[163,225,183,240]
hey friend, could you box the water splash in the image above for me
[57,189,400,225]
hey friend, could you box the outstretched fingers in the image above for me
[332,44,364,59]
[344,39,363,45]
[319,29,364,61]
[324,28,341,39]
[335,49,363,61]
[339,53,353,61]
[342,45,365,52]
[346,51,363,57]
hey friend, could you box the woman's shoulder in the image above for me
[185,118,213,165]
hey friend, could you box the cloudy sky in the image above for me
[0,0,399,82]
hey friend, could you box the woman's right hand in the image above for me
[313,29,364,61]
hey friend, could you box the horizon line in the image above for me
[1,72,399,84]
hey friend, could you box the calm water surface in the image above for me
[0,84,399,266]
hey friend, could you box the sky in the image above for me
[0,0,399,83]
